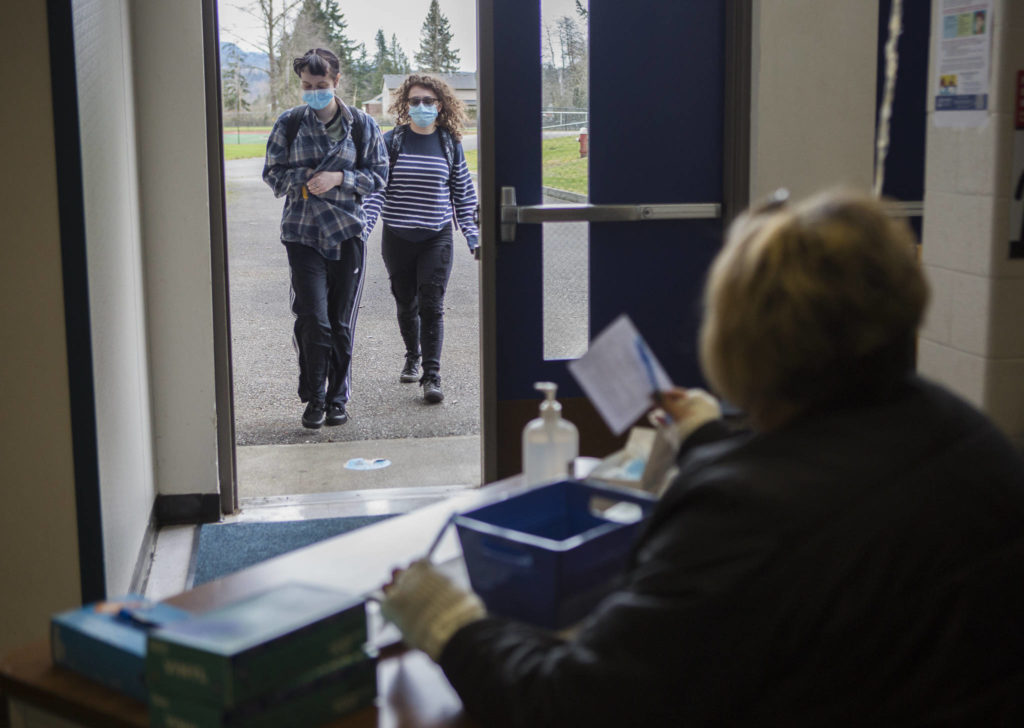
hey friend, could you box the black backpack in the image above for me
[283,103,364,164]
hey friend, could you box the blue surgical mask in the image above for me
[409,103,439,128]
[302,88,335,110]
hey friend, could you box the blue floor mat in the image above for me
[191,515,395,586]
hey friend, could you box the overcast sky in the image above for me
[217,0,585,72]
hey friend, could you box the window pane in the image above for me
[541,0,589,360]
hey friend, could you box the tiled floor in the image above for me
[143,485,476,601]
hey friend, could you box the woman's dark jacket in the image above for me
[440,376,1024,726]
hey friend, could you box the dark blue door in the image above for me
[479,0,728,480]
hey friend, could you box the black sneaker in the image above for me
[325,402,349,426]
[400,355,420,383]
[302,401,326,429]
[421,372,444,404]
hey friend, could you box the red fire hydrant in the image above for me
[577,127,589,158]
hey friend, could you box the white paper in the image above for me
[567,314,673,435]
[933,0,992,129]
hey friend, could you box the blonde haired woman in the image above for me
[362,74,478,404]
[379,190,1024,726]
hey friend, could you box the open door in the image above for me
[478,0,744,481]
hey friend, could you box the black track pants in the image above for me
[381,224,454,376]
[285,239,366,406]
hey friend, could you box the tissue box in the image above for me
[50,595,191,701]
[146,582,367,708]
[149,648,377,728]
[455,480,656,629]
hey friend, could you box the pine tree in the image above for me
[317,0,356,69]
[279,0,360,105]
[347,42,374,105]
[414,0,461,73]
[371,29,390,96]
[389,34,411,74]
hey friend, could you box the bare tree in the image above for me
[234,0,303,114]
[541,15,588,110]
[279,2,334,106]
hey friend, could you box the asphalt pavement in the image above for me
[226,157,481,448]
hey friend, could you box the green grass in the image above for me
[219,128,583,195]
[462,136,587,196]
[220,124,397,160]
[540,136,588,196]
[224,143,266,161]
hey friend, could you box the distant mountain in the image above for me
[220,42,269,100]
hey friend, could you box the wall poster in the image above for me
[933,0,992,128]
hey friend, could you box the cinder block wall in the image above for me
[919,0,1024,451]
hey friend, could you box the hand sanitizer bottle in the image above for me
[522,382,579,486]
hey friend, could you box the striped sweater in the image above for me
[361,127,479,248]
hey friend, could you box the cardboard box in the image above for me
[146,582,367,708]
[50,595,192,701]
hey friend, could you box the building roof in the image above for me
[382,72,477,91]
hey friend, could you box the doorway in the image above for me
[215,0,484,504]
[479,0,738,481]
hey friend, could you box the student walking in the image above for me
[263,48,388,428]
[362,74,479,404]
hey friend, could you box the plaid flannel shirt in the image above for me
[263,102,388,260]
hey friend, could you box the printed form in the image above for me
[568,314,673,435]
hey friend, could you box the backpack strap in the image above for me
[384,125,407,194]
[345,104,364,167]
[284,105,305,151]
[387,125,407,181]
[438,128,459,231]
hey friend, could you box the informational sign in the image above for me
[933,0,992,128]
[1010,70,1024,259]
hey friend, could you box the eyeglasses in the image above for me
[408,96,437,107]
[751,188,790,215]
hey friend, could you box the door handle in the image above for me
[500,186,721,242]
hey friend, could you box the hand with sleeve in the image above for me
[380,559,486,661]
[658,388,722,443]
[307,170,343,196]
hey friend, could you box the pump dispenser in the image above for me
[522,382,579,486]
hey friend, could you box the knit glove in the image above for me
[658,388,722,446]
[380,559,486,661]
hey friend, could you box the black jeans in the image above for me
[285,239,365,407]
[381,224,454,376]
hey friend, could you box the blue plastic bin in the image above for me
[454,480,657,630]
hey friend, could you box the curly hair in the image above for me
[388,74,468,142]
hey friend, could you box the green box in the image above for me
[149,652,377,728]
[147,583,367,708]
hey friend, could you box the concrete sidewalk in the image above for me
[237,434,481,497]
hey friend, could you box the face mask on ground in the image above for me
[303,88,334,110]
[409,103,439,128]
